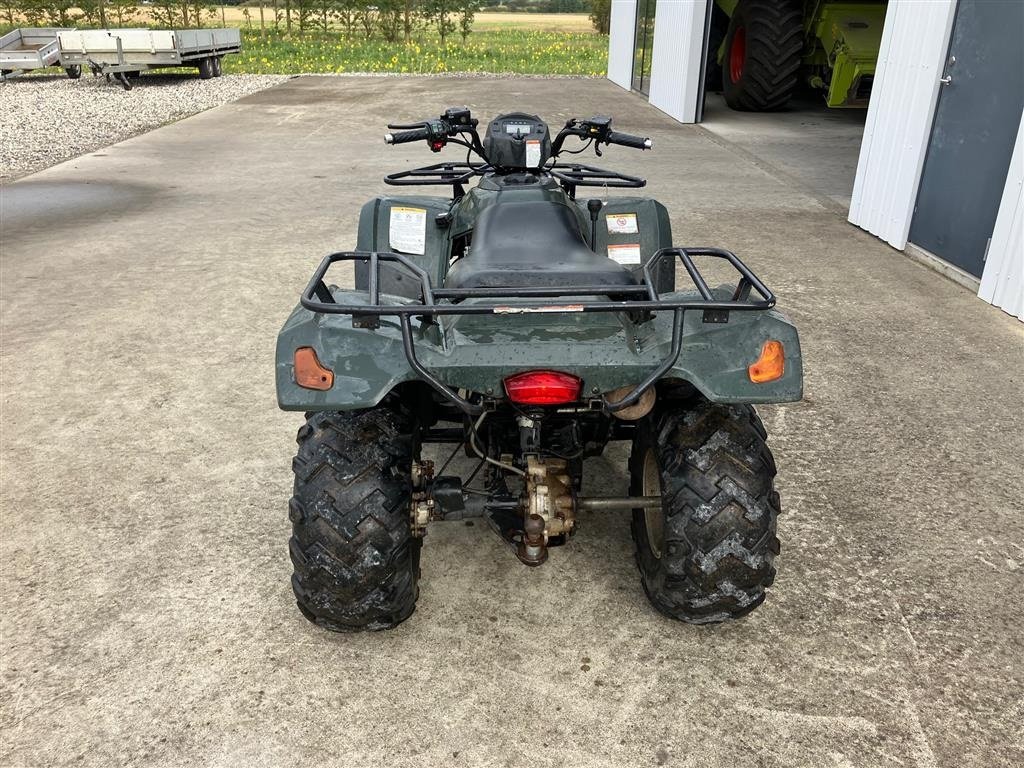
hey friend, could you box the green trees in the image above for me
[17,0,78,26]
[424,0,455,44]
[458,0,481,43]
[1,0,537,43]
[494,0,587,11]
[264,1,479,43]
[144,0,213,27]
[587,0,609,34]
[75,0,134,25]
[11,0,205,28]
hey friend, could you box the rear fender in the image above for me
[276,293,803,411]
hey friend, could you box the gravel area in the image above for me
[0,72,288,181]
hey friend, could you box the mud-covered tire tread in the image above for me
[723,0,803,111]
[289,408,420,632]
[630,398,781,624]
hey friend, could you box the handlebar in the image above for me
[384,109,653,169]
[384,107,479,153]
[385,127,431,145]
[549,116,652,156]
[606,130,653,150]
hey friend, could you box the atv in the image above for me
[276,107,802,631]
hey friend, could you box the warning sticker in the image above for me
[607,243,643,265]
[606,213,639,235]
[389,206,426,255]
[525,140,542,168]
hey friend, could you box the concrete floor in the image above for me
[701,92,868,209]
[2,76,1022,768]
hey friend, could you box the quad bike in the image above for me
[276,107,803,631]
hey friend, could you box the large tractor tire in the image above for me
[288,408,421,632]
[721,0,803,111]
[630,398,781,623]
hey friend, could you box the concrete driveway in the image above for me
[2,76,1022,768]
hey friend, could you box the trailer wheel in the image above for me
[629,397,781,623]
[211,57,223,77]
[64,65,82,80]
[722,0,803,111]
[289,408,421,632]
[197,58,214,80]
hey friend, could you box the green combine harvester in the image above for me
[710,0,888,111]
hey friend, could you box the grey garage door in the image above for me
[909,0,1024,278]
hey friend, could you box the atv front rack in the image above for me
[384,162,488,198]
[300,247,775,415]
[383,162,645,199]
[547,163,646,199]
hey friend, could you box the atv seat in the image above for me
[443,200,637,290]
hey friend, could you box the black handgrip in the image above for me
[386,127,430,145]
[607,130,653,150]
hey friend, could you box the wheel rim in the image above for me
[642,449,664,559]
[729,25,746,83]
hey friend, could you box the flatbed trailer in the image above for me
[0,28,80,80]
[57,28,242,90]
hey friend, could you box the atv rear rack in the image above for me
[300,247,775,415]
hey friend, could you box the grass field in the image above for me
[223,28,607,76]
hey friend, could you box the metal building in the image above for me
[607,0,1023,320]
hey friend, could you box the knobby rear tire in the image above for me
[630,397,781,623]
[289,408,420,632]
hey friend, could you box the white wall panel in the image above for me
[979,111,1024,321]
[848,0,957,249]
[647,0,708,124]
[607,0,637,90]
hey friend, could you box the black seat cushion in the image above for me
[444,200,637,290]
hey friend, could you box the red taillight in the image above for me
[504,371,582,405]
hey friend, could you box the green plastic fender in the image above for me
[275,293,803,411]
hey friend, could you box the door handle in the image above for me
[940,54,956,86]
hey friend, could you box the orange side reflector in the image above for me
[748,340,785,384]
[294,347,334,391]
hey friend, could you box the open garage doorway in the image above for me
[699,0,884,208]
[700,91,868,209]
